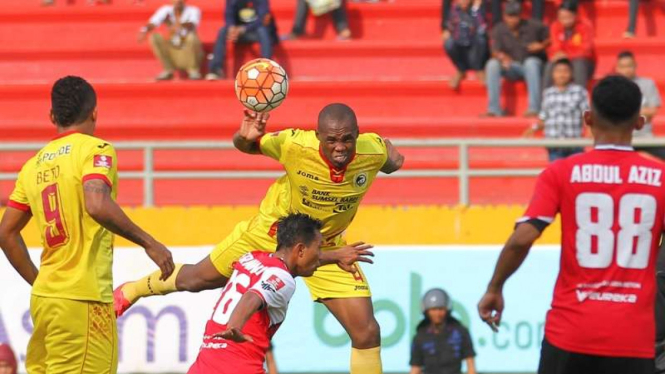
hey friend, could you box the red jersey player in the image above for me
[188,213,322,374]
[478,75,663,374]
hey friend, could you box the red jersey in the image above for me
[188,251,296,374]
[520,145,665,358]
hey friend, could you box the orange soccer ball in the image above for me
[235,58,289,113]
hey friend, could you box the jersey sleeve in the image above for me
[409,335,424,366]
[248,267,296,310]
[258,129,295,163]
[517,164,561,227]
[8,165,30,212]
[80,141,118,189]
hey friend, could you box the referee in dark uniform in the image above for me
[410,288,477,374]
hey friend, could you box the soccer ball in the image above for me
[235,58,289,113]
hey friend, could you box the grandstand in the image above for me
[1,0,665,373]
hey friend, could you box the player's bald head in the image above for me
[317,103,359,135]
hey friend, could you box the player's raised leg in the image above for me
[322,297,382,374]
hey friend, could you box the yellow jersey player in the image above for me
[115,103,405,374]
[0,76,174,374]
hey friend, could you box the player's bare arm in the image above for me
[0,208,38,285]
[380,138,405,174]
[213,291,263,343]
[83,179,175,280]
[478,222,541,332]
[233,110,270,155]
[319,241,375,273]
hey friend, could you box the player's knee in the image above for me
[350,319,381,348]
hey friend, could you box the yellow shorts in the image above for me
[210,219,372,300]
[26,295,118,374]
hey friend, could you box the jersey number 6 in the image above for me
[212,272,251,325]
[576,192,657,270]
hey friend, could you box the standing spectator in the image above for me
[443,0,489,89]
[624,0,639,39]
[206,0,278,80]
[544,1,594,88]
[524,59,588,161]
[281,0,352,41]
[0,344,17,374]
[615,50,665,159]
[410,288,477,374]
[139,0,204,80]
[484,0,549,117]
[490,0,545,23]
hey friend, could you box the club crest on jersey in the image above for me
[262,275,285,293]
[93,155,112,169]
[354,172,368,188]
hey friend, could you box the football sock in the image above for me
[121,264,183,303]
[350,347,382,374]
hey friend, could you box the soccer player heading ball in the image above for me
[0,76,174,374]
[188,213,322,374]
[115,103,405,374]
[478,75,665,374]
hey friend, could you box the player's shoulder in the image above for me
[356,133,387,155]
[631,151,665,170]
[71,133,115,152]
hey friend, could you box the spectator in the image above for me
[484,0,549,117]
[544,1,594,88]
[490,0,545,23]
[139,0,204,80]
[615,51,665,159]
[0,344,17,374]
[206,0,278,80]
[443,0,489,89]
[281,0,352,41]
[524,58,588,161]
[624,0,639,39]
[410,288,476,374]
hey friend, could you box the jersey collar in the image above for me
[594,144,634,151]
[52,130,81,140]
[318,146,356,183]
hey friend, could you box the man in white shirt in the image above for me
[139,0,204,80]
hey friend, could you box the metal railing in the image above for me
[2,138,664,206]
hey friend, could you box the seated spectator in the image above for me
[0,344,17,374]
[490,0,545,22]
[139,0,204,81]
[544,1,594,88]
[207,0,278,80]
[524,58,588,161]
[443,0,489,89]
[615,51,665,159]
[410,288,476,374]
[281,0,352,41]
[484,0,549,117]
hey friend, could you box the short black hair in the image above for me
[617,50,635,61]
[51,76,97,127]
[552,58,573,71]
[317,103,359,133]
[591,75,642,126]
[559,0,578,12]
[276,213,323,251]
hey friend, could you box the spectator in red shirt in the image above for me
[0,344,17,374]
[543,1,595,88]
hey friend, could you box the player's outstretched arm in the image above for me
[381,139,405,174]
[83,179,175,280]
[233,110,270,155]
[213,291,263,343]
[478,222,541,332]
[320,241,375,273]
[0,208,38,285]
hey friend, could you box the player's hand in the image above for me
[214,327,254,343]
[334,242,375,274]
[239,110,270,142]
[144,241,175,281]
[228,26,242,42]
[441,30,451,41]
[527,42,544,53]
[478,290,504,332]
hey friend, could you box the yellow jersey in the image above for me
[256,129,388,242]
[8,131,118,303]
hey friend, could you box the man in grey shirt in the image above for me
[616,50,664,158]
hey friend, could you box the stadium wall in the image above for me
[0,205,562,246]
[1,246,559,374]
